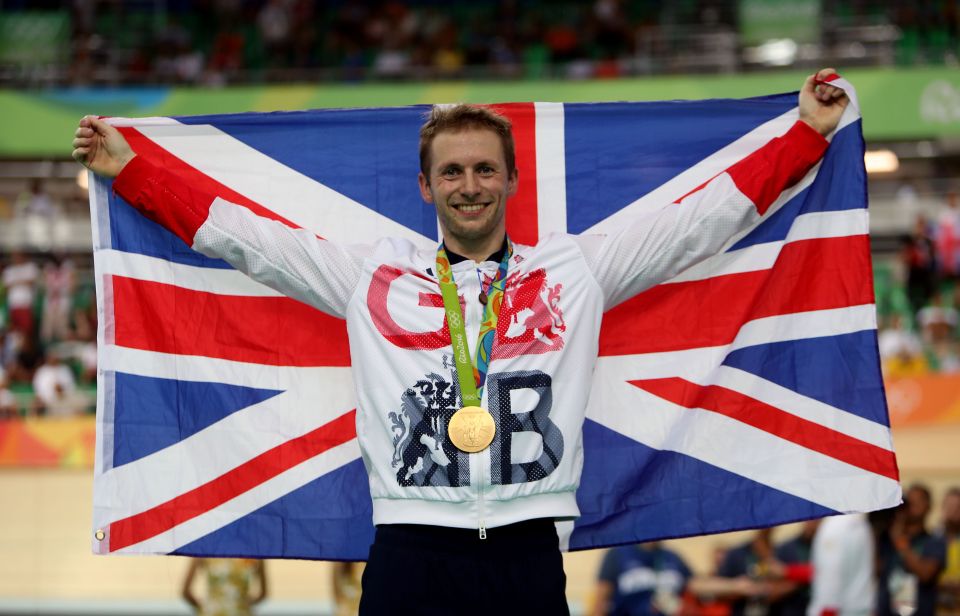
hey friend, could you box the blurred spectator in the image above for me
[936,191,960,280]
[154,18,204,84]
[207,18,247,85]
[591,541,691,616]
[15,179,55,219]
[877,483,946,616]
[431,22,465,77]
[917,291,960,372]
[711,527,804,615]
[258,0,293,72]
[182,558,267,616]
[373,33,413,79]
[40,254,75,345]
[687,528,798,615]
[332,561,364,616]
[918,292,959,342]
[14,180,59,250]
[681,544,736,616]
[4,329,41,385]
[0,369,17,419]
[901,216,938,316]
[2,251,39,337]
[773,520,818,616]
[939,487,960,614]
[878,314,928,377]
[808,514,875,616]
[32,352,82,417]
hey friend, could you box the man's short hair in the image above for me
[419,104,515,180]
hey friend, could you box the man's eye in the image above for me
[441,168,460,178]
[478,166,495,175]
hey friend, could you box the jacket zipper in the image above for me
[478,458,487,539]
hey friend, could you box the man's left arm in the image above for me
[575,68,848,309]
[895,534,946,584]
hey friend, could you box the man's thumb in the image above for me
[88,116,112,135]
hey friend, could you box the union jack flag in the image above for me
[89,83,901,560]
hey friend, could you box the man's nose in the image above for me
[461,171,479,197]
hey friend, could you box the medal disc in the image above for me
[448,406,496,453]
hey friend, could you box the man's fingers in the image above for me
[72,147,89,165]
[88,116,112,135]
[815,67,838,82]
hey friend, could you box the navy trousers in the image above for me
[359,519,570,615]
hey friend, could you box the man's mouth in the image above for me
[453,203,488,213]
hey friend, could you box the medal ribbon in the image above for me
[436,239,512,404]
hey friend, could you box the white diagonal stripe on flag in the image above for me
[588,382,900,513]
[132,122,433,246]
[595,305,878,384]
[99,345,352,391]
[96,250,283,297]
[670,209,868,283]
[95,378,355,519]
[584,109,799,237]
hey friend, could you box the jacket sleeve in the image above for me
[573,120,829,310]
[112,155,369,319]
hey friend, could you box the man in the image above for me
[713,527,803,616]
[592,542,691,616]
[807,514,875,616]
[775,520,819,616]
[181,557,267,616]
[937,487,960,614]
[73,69,847,615]
[877,483,947,616]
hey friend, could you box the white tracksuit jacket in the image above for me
[112,120,828,535]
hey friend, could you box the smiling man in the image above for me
[73,69,847,615]
[418,107,518,263]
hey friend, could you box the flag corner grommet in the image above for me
[94,529,105,541]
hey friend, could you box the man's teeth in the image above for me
[456,204,486,212]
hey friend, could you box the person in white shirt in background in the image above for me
[2,251,39,337]
[32,353,82,417]
[807,514,875,616]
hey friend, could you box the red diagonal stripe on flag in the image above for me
[631,377,899,481]
[600,235,873,356]
[108,409,357,552]
[112,276,351,366]
[118,125,304,232]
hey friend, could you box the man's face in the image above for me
[944,493,960,527]
[418,128,517,252]
[906,487,931,525]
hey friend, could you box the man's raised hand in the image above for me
[798,68,849,137]
[72,115,136,178]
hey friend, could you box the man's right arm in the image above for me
[73,116,368,318]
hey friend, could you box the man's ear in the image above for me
[418,172,434,204]
[507,168,519,197]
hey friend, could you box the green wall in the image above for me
[3,67,959,157]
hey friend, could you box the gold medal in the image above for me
[448,406,496,453]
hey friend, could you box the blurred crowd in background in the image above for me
[1,0,959,86]
[588,483,960,616]
[174,483,960,615]
[878,191,960,378]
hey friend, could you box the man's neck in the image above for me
[443,234,507,264]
